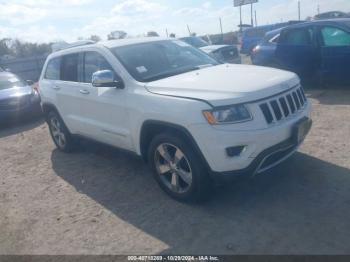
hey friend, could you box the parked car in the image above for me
[270,19,350,85]
[314,11,350,20]
[241,21,304,54]
[180,36,241,64]
[0,72,41,123]
[251,28,282,66]
[39,38,312,201]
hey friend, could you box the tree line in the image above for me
[0,38,52,59]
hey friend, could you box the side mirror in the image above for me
[92,70,124,89]
[26,80,34,86]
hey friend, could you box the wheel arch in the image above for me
[41,102,71,133]
[139,120,210,170]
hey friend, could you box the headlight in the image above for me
[203,104,252,125]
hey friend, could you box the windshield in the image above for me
[0,74,27,91]
[111,40,218,82]
[180,37,209,48]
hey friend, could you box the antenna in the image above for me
[187,24,192,36]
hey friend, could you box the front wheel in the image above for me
[148,133,212,202]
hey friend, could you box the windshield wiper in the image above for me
[196,64,214,69]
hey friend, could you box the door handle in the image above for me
[52,85,60,90]
[79,89,90,95]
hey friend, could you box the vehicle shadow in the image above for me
[51,142,350,254]
[0,115,44,139]
[305,87,350,106]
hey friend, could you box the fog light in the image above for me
[226,146,246,157]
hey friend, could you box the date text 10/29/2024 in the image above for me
[128,256,220,261]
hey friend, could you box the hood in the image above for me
[0,85,33,101]
[145,64,299,107]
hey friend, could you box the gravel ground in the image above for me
[0,88,350,255]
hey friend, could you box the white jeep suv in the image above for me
[39,38,312,202]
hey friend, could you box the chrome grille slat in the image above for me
[267,102,277,123]
[292,92,301,110]
[259,86,308,125]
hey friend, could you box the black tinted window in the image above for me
[284,28,313,45]
[83,52,113,83]
[45,57,61,80]
[60,54,79,82]
[321,26,350,46]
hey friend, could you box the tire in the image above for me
[47,111,75,153]
[148,132,212,202]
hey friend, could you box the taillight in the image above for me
[32,82,39,93]
[252,46,260,55]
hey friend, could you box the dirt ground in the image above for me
[0,88,350,255]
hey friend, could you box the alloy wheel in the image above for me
[154,143,193,194]
[50,117,66,148]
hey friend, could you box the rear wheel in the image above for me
[47,111,75,152]
[148,133,211,202]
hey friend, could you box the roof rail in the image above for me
[53,40,95,52]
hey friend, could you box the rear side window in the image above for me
[45,57,61,80]
[321,26,350,47]
[60,54,79,82]
[83,52,114,83]
[270,34,280,44]
[283,28,313,45]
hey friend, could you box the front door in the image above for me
[77,50,132,150]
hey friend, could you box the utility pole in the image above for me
[239,5,242,32]
[251,3,254,27]
[255,10,258,26]
[317,4,320,15]
[219,18,223,36]
[165,28,169,38]
[219,17,224,43]
[187,24,191,36]
[298,0,301,20]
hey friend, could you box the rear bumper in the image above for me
[0,96,42,123]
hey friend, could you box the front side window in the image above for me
[111,40,218,82]
[321,26,350,47]
[284,28,313,45]
[270,34,280,44]
[83,52,114,83]
[45,57,61,80]
[60,54,79,82]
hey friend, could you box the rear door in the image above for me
[275,26,319,80]
[319,25,350,85]
[54,53,84,133]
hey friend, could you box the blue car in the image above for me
[251,28,282,66]
[0,71,41,124]
[252,19,350,85]
[241,21,302,54]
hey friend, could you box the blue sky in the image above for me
[0,0,349,43]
